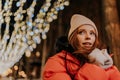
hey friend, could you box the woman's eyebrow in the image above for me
[90,29,96,32]
[78,29,85,31]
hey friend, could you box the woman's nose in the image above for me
[85,33,91,40]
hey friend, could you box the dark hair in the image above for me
[55,36,88,65]
[55,36,74,53]
[55,36,88,79]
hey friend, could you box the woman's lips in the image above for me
[82,42,92,48]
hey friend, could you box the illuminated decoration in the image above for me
[0,0,69,75]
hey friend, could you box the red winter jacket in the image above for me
[42,50,120,80]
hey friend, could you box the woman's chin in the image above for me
[83,45,92,50]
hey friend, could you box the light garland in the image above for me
[0,0,70,76]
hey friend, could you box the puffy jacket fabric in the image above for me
[43,50,120,80]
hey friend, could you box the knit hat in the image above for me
[68,14,98,41]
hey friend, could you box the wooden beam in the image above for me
[102,0,120,70]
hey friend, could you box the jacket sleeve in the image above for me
[105,66,120,80]
[42,58,72,80]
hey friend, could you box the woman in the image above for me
[42,14,120,80]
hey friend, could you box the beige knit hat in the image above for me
[68,14,98,41]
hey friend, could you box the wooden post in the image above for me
[40,40,47,80]
[102,0,120,70]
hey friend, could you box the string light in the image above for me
[36,51,41,57]
[0,0,70,76]
[14,65,18,71]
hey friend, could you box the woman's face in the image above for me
[76,25,96,50]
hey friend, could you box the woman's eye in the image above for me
[78,31,85,35]
[90,32,95,35]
